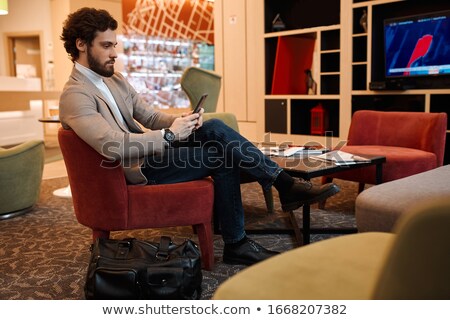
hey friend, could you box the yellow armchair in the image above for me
[214,197,450,299]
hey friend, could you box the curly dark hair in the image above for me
[61,7,118,62]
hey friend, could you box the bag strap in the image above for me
[156,236,172,260]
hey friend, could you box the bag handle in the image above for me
[115,239,132,259]
[156,236,172,260]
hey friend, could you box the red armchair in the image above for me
[58,128,215,270]
[324,110,447,190]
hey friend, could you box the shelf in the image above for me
[352,36,367,63]
[352,33,368,37]
[352,4,368,93]
[321,29,340,50]
[264,0,340,33]
[269,34,316,95]
[265,99,287,134]
[353,6,368,35]
[352,65,367,90]
[430,94,450,128]
[265,31,341,95]
[264,97,340,137]
[263,0,341,139]
[321,75,340,95]
[352,94,426,113]
[321,53,340,72]
[321,49,341,54]
[264,25,340,39]
[291,99,339,136]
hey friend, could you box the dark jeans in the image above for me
[141,119,282,243]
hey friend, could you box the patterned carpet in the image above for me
[0,177,361,300]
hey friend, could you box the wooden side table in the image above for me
[271,154,386,246]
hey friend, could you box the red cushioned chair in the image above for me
[58,128,215,270]
[323,110,447,193]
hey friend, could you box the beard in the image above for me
[87,47,115,77]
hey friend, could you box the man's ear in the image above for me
[76,39,86,52]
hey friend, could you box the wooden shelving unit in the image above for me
[260,0,450,163]
[263,0,342,145]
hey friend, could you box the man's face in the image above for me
[87,29,117,77]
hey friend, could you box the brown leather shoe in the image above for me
[279,178,340,212]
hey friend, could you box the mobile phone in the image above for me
[193,94,208,113]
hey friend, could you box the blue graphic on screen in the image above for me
[384,10,450,78]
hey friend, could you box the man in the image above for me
[59,8,339,266]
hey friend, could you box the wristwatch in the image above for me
[163,128,175,146]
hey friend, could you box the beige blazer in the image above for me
[59,67,177,185]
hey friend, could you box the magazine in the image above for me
[259,145,328,157]
[311,150,370,165]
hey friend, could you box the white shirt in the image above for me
[75,62,127,127]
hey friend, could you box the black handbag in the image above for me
[84,236,202,300]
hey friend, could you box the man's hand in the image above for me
[169,111,201,140]
[193,107,204,130]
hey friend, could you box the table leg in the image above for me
[302,205,311,245]
[288,209,304,246]
[288,204,311,246]
[290,203,359,247]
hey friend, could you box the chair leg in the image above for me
[193,222,214,271]
[92,230,110,242]
[358,182,365,193]
[263,187,274,214]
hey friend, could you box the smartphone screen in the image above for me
[193,94,208,113]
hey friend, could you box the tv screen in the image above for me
[384,10,450,78]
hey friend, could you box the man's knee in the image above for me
[204,118,226,129]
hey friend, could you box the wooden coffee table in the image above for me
[270,154,386,246]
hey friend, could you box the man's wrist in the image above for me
[162,128,175,147]
[160,128,169,147]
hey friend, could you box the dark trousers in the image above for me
[142,119,281,243]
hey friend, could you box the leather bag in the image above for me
[84,236,202,299]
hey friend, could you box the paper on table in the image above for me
[293,146,329,155]
[259,146,305,157]
[311,150,370,165]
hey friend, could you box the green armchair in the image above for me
[181,66,221,113]
[181,67,274,214]
[0,140,45,219]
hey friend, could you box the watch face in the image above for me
[165,129,175,142]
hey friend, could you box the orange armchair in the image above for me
[324,110,447,191]
[58,128,215,270]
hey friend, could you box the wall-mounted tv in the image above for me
[384,10,450,79]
